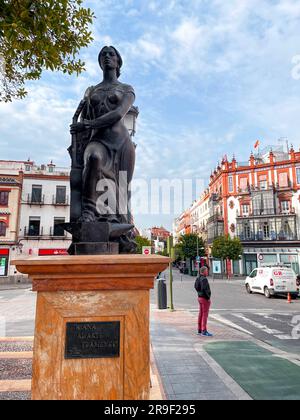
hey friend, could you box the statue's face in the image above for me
[100,47,119,72]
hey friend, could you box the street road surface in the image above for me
[0,269,299,355]
[151,269,300,355]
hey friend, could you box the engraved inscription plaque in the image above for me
[65,322,120,359]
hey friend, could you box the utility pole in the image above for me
[196,235,200,275]
[167,236,174,312]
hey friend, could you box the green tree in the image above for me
[135,236,152,254]
[179,234,205,260]
[211,235,243,277]
[0,0,95,101]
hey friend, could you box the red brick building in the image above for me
[174,146,300,276]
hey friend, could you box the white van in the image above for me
[245,266,299,299]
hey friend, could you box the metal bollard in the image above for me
[157,278,167,310]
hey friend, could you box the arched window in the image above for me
[0,222,7,237]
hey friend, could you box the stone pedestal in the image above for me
[13,255,170,400]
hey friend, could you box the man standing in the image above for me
[195,266,213,337]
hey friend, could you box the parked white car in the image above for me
[245,266,299,299]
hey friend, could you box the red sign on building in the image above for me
[39,249,68,256]
[0,249,9,256]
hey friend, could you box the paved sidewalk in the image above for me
[2,295,298,400]
[151,307,252,400]
[0,337,33,400]
[0,336,163,401]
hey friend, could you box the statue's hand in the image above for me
[70,122,86,134]
[82,119,95,129]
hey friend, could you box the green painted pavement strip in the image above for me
[204,341,300,400]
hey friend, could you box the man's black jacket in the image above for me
[194,275,211,301]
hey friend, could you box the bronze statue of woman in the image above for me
[69,46,136,254]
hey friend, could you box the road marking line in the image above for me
[255,313,295,328]
[211,314,253,335]
[233,314,283,335]
[190,309,275,313]
[210,309,274,313]
[274,335,297,340]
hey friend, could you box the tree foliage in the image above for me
[178,234,206,260]
[211,235,243,261]
[0,0,94,101]
[135,236,152,255]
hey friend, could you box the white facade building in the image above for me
[18,162,72,259]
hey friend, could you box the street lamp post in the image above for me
[124,106,139,141]
[193,225,203,275]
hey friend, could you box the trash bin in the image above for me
[157,278,167,310]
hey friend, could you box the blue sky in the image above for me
[1,0,300,230]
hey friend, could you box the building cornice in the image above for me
[23,174,70,181]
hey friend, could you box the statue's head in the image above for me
[98,46,123,78]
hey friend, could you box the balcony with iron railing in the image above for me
[49,226,68,238]
[207,214,224,224]
[236,208,296,218]
[237,231,298,242]
[210,193,222,202]
[207,215,224,243]
[236,181,295,196]
[26,194,45,206]
[22,226,69,239]
[52,195,69,206]
[23,226,44,238]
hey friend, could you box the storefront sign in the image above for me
[0,249,9,256]
[39,249,68,256]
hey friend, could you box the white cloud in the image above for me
[172,19,204,50]
[0,85,75,165]
[2,0,300,229]
[137,39,163,60]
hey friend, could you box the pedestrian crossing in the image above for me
[233,314,283,335]
[211,311,300,345]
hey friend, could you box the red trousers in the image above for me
[198,297,211,332]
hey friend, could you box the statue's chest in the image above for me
[90,89,123,115]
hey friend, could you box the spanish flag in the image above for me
[254,140,260,149]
